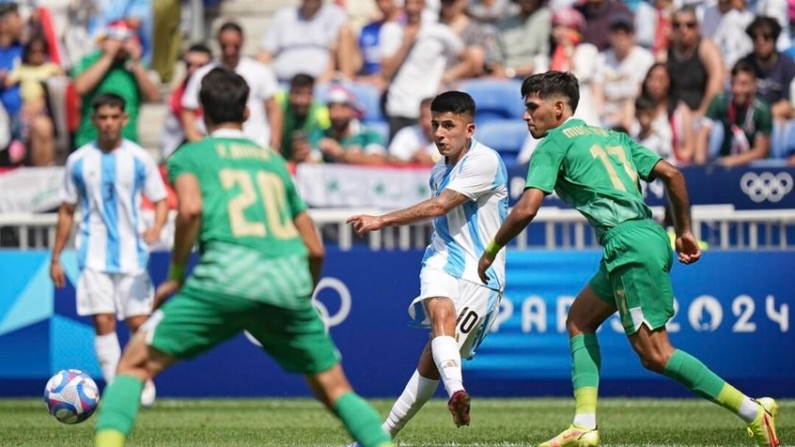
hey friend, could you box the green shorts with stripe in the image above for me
[589,219,674,335]
[144,283,340,375]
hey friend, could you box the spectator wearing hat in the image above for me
[592,14,654,131]
[575,0,632,52]
[486,0,551,79]
[86,0,153,67]
[310,85,387,165]
[72,19,159,148]
[739,16,795,122]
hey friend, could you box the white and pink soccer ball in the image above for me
[44,369,100,424]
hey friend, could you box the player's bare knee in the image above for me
[311,364,352,404]
[92,314,116,335]
[638,351,669,373]
[566,311,595,336]
[428,298,455,318]
[126,315,149,333]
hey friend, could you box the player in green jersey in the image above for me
[93,67,394,447]
[476,71,779,447]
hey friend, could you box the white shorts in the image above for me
[76,269,154,320]
[408,268,502,360]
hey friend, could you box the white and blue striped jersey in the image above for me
[61,140,168,274]
[422,140,508,290]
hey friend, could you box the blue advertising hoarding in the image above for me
[0,249,792,398]
[507,165,795,210]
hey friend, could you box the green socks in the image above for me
[663,349,758,422]
[663,350,725,401]
[334,392,393,447]
[94,375,144,447]
[571,334,600,428]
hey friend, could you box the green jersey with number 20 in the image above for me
[167,133,312,306]
[168,134,307,257]
[525,119,663,243]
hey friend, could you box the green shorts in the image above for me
[144,286,340,375]
[589,219,674,335]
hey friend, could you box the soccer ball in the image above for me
[44,369,100,424]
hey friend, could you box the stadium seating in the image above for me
[365,120,390,146]
[458,78,525,124]
[474,119,528,165]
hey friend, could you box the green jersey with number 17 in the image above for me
[166,132,311,306]
[525,119,663,243]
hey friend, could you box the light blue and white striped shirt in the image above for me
[422,140,508,290]
[61,140,167,274]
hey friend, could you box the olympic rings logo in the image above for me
[740,172,793,203]
[311,277,352,330]
[245,277,352,347]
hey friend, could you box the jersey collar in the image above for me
[211,129,247,138]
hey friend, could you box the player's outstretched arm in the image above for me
[50,202,76,288]
[652,160,701,265]
[346,189,470,237]
[477,188,545,283]
[294,211,325,288]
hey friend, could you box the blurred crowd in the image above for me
[1,0,795,171]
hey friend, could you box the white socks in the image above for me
[431,335,464,397]
[738,397,761,423]
[94,332,121,385]
[573,413,597,429]
[383,370,439,437]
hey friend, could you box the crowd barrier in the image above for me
[1,249,792,398]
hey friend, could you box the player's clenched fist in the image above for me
[346,214,384,237]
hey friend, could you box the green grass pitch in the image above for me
[1,398,791,446]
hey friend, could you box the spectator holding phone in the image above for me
[72,20,160,148]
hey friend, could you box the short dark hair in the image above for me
[218,21,244,37]
[745,16,782,41]
[200,67,249,125]
[673,5,698,20]
[635,95,656,113]
[0,2,18,17]
[290,73,316,90]
[731,59,756,78]
[430,91,476,119]
[187,43,213,59]
[92,93,126,113]
[22,36,48,64]
[521,71,580,112]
